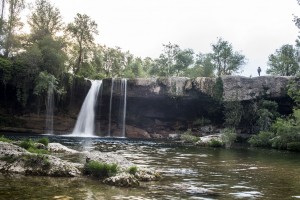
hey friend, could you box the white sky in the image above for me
[24,0,300,76]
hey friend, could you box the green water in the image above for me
[1,138,300,200]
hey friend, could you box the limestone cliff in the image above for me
[0,76,295,138]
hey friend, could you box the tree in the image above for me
[173,48,194,76]
[211,38,246,76]
[67,13,98,74]
[0,0,5,34]
[267,44,299,76]
[184,53,214,78]
[28,0,63,40]
[2,0,25,57]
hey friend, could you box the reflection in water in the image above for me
[1,135,300,199]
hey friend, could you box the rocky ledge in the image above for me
[102,75,294,101]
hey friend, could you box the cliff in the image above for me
[0,76,295,138]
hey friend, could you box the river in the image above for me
[1,135,300,199]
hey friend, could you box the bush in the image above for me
[287,142,300,152]
[209,139,223,147]
[180,130,200,143]
[221,128,237,148]
[37,137,49,146]
[84,161,118,178]
[128,166,138,175]
[248,131,274,148]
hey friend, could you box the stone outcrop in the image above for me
[0,142,81,176]
[221,76,293,101]
[0,141,161,187]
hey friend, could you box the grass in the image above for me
[37,137,49,146]
[128,166,138,175]
[84,161,118,178]
[18,139,49,154]
[0,135,12,143]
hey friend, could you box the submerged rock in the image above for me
[103,172,140,187]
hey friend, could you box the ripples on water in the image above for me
[1,134,300,199]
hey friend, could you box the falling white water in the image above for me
[72,80,102,136]
[45,84,54,134]
[120,79,127,137]
[108,78,115,137]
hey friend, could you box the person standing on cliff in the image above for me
[257,67,261,76]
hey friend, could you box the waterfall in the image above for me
[120,79,127,137]
[45,84,54,134]
[71,80,102,136]
[108,78,115,137]
[107,78,127,137]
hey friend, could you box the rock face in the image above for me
[0,76,295,138]
[221,76,292,101]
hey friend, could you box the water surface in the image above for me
[1,135,300,199]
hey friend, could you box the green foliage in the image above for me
[67,13,98,74]
[250,109,300,150]
[287,142,300,152]
[18,138,49,154]
[19,139,35,150]
[180,129,200,143]
[248,131,274,148]
[287,77,300,107]
[28,0,63,40]
[211,38,246,76]
[223,101,243,128]
[128,166,138,175]
[208,139,223,147]
[221,128,237,148]
[0,135,12,143]
[0,57,12,86]
[34,71,58,96]
[267,44,299,76]
[84,160,118,178]
[213,77,223,100]
[256,100,279,131]
[37,137,49,146]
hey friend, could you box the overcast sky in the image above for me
[25,0,300,76]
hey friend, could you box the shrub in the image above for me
[180,130,200,143]
[287,142,300,152]
[248,131,274,148]
[27,147,49,154]
[209,139,223,147]
[84,161,118,178]
[128,166,138,175]
[221,128,237,148]
[37,137,49,146]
